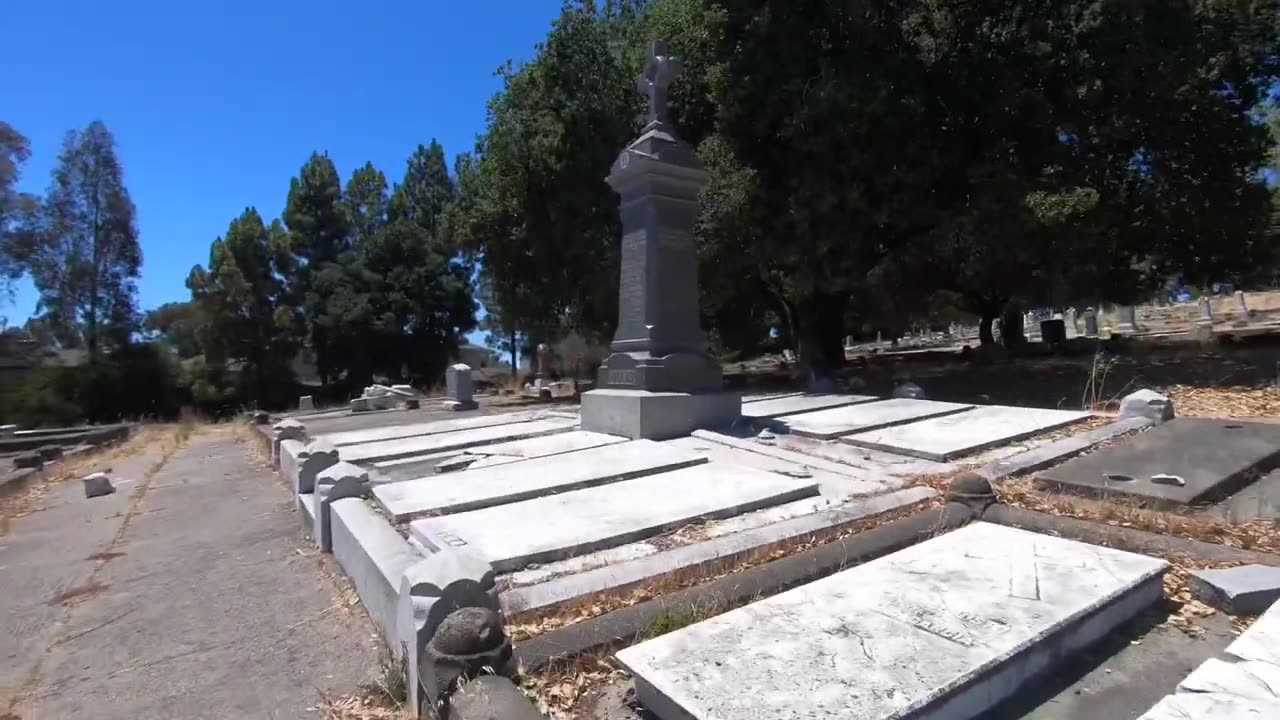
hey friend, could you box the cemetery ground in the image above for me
[3,347,1280,719]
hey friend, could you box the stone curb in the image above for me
[512,502,977,673]
[982,505,1280,567]
[971,416,1153,483]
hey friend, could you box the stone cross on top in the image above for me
[637,40,681,127]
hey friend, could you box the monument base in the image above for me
[580,389,741,441]
[442,400,478,412]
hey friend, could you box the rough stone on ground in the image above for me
[1189,565,1280,615]
[81,472,115,498]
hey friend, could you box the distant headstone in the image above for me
[444,364,478,412]
[892,382,926,400]
[844,335,854,348]
[1083,307,1099,337]
[580,39,740,439]
[298,395,315,411]
[1065,307,1078,333]
[1234,290,1253,326]
[1114,305,1139,335]
[1197,296,1214,325]
[1040,318,1067,344]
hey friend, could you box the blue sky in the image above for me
[5,0,565,341]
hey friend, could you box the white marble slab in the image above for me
[617,522,1167,720]
[410,462,819,572]
[1137,691,1280,719]
[773,398,974,439]
[742,391,805,404]
[1226,599,1280,666]
[1178,658,1280,703]
[844,405,1092,461]
[741,393,879,420]
[339,418,576,463]
[770,435,953,485]
[318,411,541,447]
[459,430,626,470]
[662,436,893,498]
[374,440,706,520]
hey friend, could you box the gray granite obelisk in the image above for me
[580,40,741,440]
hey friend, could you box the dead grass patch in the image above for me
[1164,385,1280,419]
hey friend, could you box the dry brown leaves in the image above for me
[521,655,623,720]
[313,690,406,720]
[1164,385,1280,419]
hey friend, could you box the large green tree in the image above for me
[0,122,37,304]
[187,208,298,406]
[22,121,141,359]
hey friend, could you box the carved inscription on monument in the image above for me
[617,229,647,340]
[608,370,637,386]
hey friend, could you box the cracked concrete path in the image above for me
[1,425,379,719]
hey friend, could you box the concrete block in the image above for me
[271,418,306,468]
[617,522,1167,720]
[278,439,306,490]
[410,461,818,572]
[1189,565,1280,615]
[373,439,706,520]
[313,461,370,551]
[580,389,741,441]
[330,498,423,649]
[1121,389,1175,424]
[82,472,115,498]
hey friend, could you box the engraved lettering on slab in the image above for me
[608,370,637,386]
[435,530,469,548]
[617,230,647,337]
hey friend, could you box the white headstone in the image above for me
[1084,307,1099,337]
[1115,305,1138,334]
[444,363,477,411]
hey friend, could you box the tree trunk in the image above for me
[979,315,995,345]
[1001,306,1026,351]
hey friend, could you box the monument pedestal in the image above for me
[581,389,741,441]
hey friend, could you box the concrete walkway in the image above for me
[1,426,378,719]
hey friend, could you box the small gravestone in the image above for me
[1040,318,1067,344]
[82,472,115,498]
[1114,305,1139,335]
[1233,290,1253,326]
[580,39,740,440]
[1083,307,1099,337]
[444,364,477,412]
[298,395,315,411]
[1065,307,1078,335]
[1120,389,1175,424]
[1197,296,1214,325]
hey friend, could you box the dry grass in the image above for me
[521,653,624,719]
[1164,385,1280,419]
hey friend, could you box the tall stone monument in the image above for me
[581,40,741,440]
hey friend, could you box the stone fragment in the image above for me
[441,675,546,720]
[1189,564,1280,615]
[421,606,512,718]
[82,472,115,498]
[947,471,995,510]
[13,452,42,469]
[1120,389,1175,424]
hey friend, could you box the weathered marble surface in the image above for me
[410,462,818,572]
[339,418,575,464]
[845,405,1091,461]
[741,393,878,421]
[774,398,974,440]
[617,522,1166,720]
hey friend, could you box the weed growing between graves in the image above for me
[505,496,939,641]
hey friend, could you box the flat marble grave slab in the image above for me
[339,418,576,464]
[375,439,706,520]
[410,462,819,572]
[740,393,878,421]
[771,398,974,440]
[317,411,541,447]
[844,405,1092,461]
[462,430,626,470]
[617,522,1167,720]
[1039,418,1280,506]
